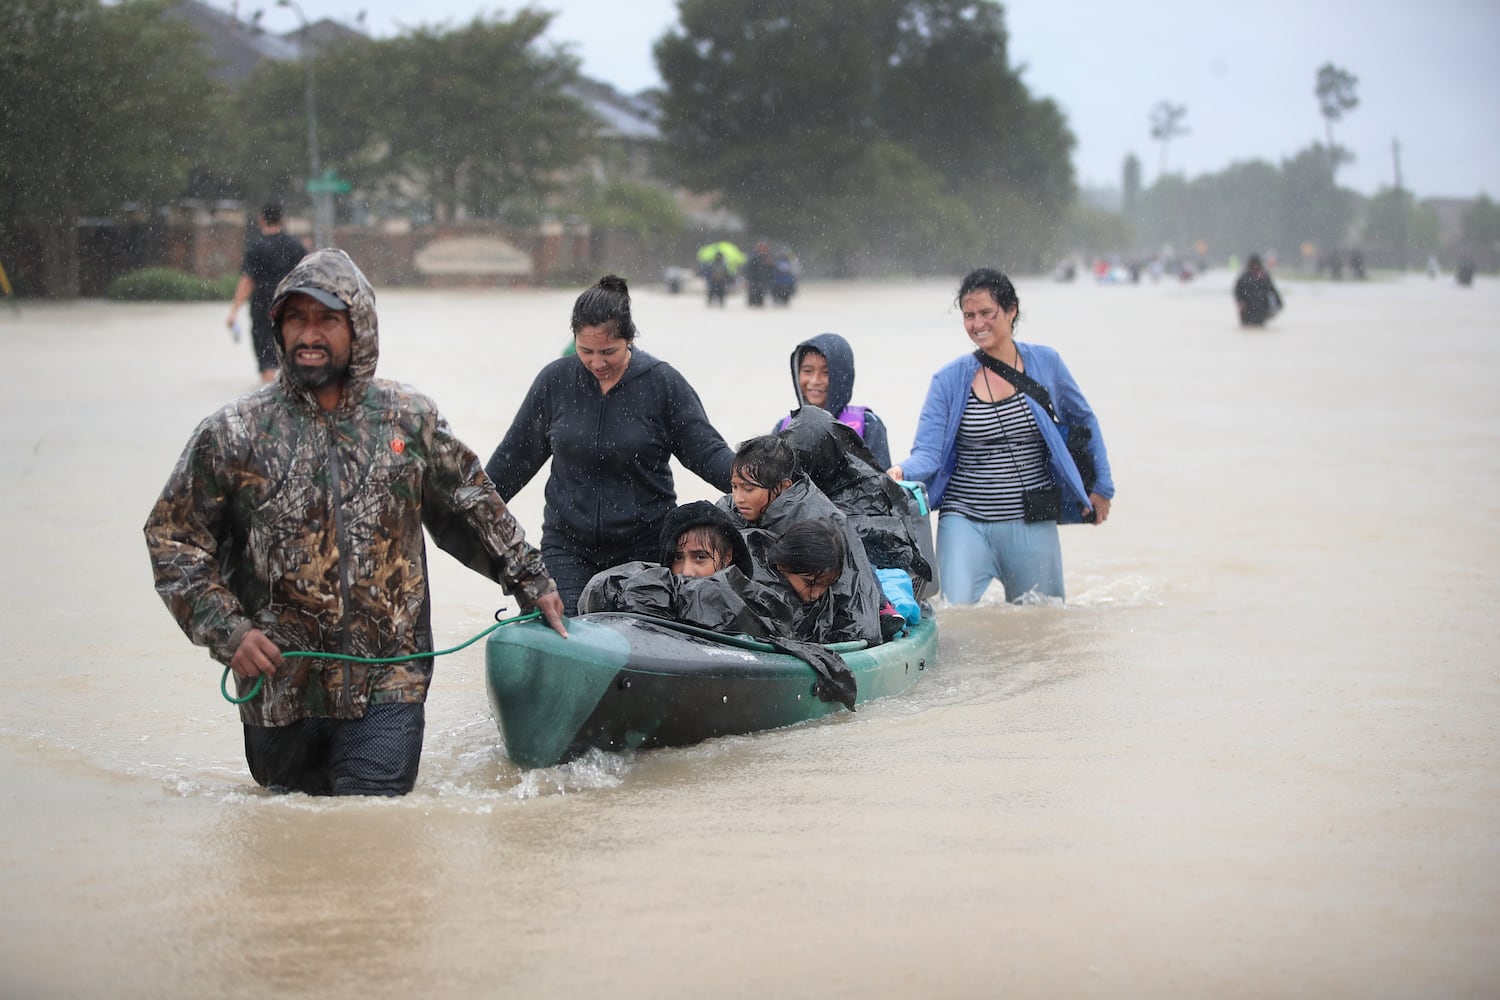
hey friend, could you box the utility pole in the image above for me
[279,0,333,248]
[1392,137,1407,272]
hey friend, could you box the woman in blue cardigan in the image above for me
[889,269,1113,604]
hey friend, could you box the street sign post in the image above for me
[306,169,352,194]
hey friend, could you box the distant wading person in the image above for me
[890,268,1113,604]
[226,203,308,382]
[146,249,566,797]
[706,252,731,307]
[1233,254,1284,327]
[745,240,775,307]
[486,275,736,614]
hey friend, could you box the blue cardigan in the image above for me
[897,343,1114,523]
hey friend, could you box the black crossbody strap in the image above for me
[973,350,1061,424]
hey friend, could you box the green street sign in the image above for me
[306,169,352,194]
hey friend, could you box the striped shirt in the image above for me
[941,389,1054,522]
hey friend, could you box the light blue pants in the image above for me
[936,512,1065,604]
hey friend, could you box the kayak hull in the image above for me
[485,613,936,769]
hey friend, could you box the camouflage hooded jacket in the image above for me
[144,249,556,726]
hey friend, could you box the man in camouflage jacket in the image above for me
[145,249,566,795]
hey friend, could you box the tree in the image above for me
[1281,144,1356,262]
[1134,172,1192,255]
[228,14,597,226]
[557,178,687,241]
[1063,201,1131,259]
[1203,160,1283,259]
[1459,194,1500,248]
[1122,154,1143,218]
[1314,63,1359,178]
[380,15,596,222]
[809,139,984,274]
[1406,200,1442,262]
[227,31,385,220]
[1124,147,1363,267]
[0,0,223,296]
[233,12,597,224]
[1361,186,1441,268]
[1133,159,1283,263]
[874,0,1075,264]
[1149,101,1189,178]
[654,0,1074,273]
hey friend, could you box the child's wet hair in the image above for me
[732,435,798,489]
[768,519,845,578]
[673,525,735,567]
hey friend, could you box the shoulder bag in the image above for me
[973,350,1098,522]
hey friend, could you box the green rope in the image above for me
[220,609,543,705]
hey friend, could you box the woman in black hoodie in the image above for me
[486,275,735,613]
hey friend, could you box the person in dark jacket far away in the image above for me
[745,240,775,307]
[226,203,308,383]
[486,274,736,614]
[146,249,566,798]
[706,252,731,307]
[1234,254,1284,327]
[774,332,892,470]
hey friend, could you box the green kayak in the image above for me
[486,612,937,769]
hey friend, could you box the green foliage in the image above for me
[1460,195,1500,247]
[1360,186,1441,265]
[231,14,595,224]
[4,3,606,296]
[105,268,238,301]
[1122,145,1463,268]
[0,0,224,295]
[811,140,983,275]
[1314,63,1359,180]
[557,179,686,240]
[1407,201,1442,257]
[1131,158,1284,259]
[376,15,596,221]
[1315,64,1359,127]
[654,0,1074,274]
[1064,202,1132,257]
[227,34,384,210]
[1279,145,1357,256]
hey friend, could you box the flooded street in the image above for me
[2,269,1497,997]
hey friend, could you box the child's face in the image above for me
[777,566,839,603]
[797,350,830,409]
[730,471,791,523]
[668,530,727,578]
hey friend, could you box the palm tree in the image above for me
[1314,63,1359,178]
[1149,101,1189,179]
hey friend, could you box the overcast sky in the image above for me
[244,0,1499,199]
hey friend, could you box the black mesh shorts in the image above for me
[243,702,425,797]
[251,322,279,373]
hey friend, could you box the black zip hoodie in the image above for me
[486,347,734,559]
